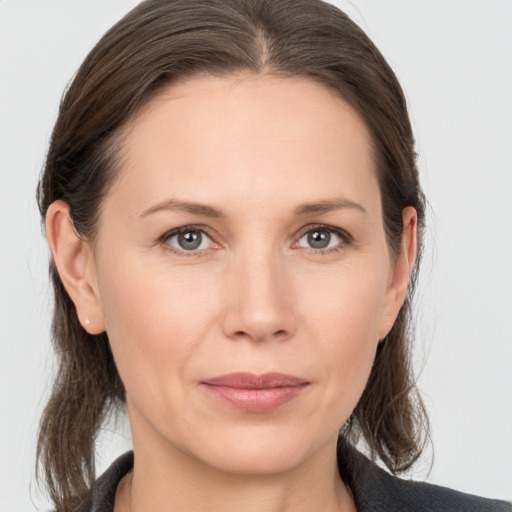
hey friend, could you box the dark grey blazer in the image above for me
[77,439,512,511]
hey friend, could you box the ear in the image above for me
[378,206,417,339]
[45,200,105,334]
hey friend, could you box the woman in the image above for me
[35,0,511,511]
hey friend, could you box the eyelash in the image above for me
[295,224,352,255]
[159,224,352,257]
[159,225,218,258]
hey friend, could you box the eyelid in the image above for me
[159,223,352,257]
[294,224,353,252]
[159,225,220,256]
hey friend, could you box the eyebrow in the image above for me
[293,198,367,216]
[139,196,367,219]
[140,199,224,218]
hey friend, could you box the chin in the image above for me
[185,424,331,476]
[203,445,306,475]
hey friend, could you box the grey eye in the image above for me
[178,231,202,250]
[298,229,342,250]
[308,230,330,249]
[166,229,211,251]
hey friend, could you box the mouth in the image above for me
[200,372,310,412]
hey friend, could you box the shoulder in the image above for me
[337,439,512,512]
[355,464,512,512]
[76,451,134,512]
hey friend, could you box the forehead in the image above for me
[108,73,379,218]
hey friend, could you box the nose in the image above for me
[221,248,296,343]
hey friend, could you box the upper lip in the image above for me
[201,372,309,389]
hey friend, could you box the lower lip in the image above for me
[201,383,309,412]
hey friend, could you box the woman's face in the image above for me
[84,74,415,474]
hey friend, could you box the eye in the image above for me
[163,227,215,253]
[297,226,347,251]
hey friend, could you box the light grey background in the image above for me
[1,1,511,510]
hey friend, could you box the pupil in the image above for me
[179,231,202,250]
[308,230,330,249]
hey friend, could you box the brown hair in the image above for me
[37,0,428,510]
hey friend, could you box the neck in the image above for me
[115,436,355,512]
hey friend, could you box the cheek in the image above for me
[95,256,221,394]
[298,263,388,409]
[301,258,388,342]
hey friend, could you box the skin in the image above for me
[46,73,416,512]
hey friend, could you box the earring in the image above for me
[85,316,90,325]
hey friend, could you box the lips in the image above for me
[201,372,310,412]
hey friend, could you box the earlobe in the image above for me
[45,200,105,334]
[378,207,417,339]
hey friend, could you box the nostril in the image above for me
[232,329,288,341]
